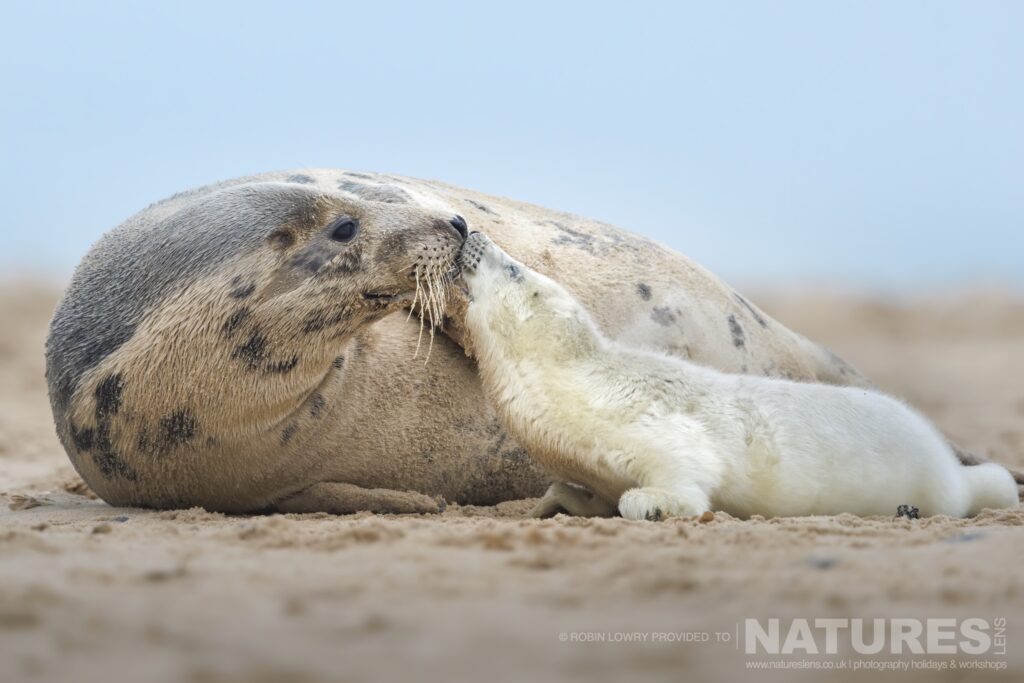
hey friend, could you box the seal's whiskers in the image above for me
[411,267,427,359]
[409,257,454,363]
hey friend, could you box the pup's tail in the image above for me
[962,463,1019,516]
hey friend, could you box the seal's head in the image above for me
[229,182,469,335]
[46,180,468,500]
[459,232,599,362]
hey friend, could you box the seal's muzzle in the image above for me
[458,231,489,275]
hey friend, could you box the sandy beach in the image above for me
[2,281,1022,682]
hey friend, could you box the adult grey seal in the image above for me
[44,169,1018,514]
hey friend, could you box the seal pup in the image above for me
[459,232,1019,519]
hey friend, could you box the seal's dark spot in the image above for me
[290,242,336,273]
[735,293,768,328]
[233,330,269,369]
[268,228,295,249]
[92,420,135,480]
[332,356,346,369]
[728,315,745,349]
[322,244,362,275]
[338,180,410,204]
[222,308,251,337]
[286,174,315,184]
[92,447,136,480]
[636,283,652,301]
[466,199,495,215]
[95,374,124,418]
[70,423,95,452]
[230,283,256,299]
[501,447,531,467]
[310,393,326,419]
[281,423,298,445]
[550,222,597,254]
[136,427,153,455]
[303,310,330,334]
[70,373,136,480]
[160,409,198,449]
[368,186,410,204]
[267,355,299,374]
[651,306,676,326]
[824,348,854,377]
[302,308,349,334]
[344,172,374,180]
[485,431,508,462]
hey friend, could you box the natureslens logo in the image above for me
[556,617,1009,672]
[744,617,1007,656]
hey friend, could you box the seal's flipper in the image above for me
[530,482,616,518]
[275,482,442,515]
[952,443,1024,486]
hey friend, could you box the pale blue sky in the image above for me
[2,1,1021,288]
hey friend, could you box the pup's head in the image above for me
[458,232,598,358]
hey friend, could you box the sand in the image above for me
[2,281,1022,683]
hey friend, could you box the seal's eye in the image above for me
[329,218,358,242]
[506,264,524,282]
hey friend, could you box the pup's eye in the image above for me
[329,218,358,242]
[506,264,523,282]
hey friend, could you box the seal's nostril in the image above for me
[449,215,468,240]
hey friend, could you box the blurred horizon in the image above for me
[1,1,1022,291]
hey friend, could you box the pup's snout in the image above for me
[458,231,489,275]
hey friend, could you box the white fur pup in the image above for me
[458,233,1019,520]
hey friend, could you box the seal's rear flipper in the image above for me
[962,463,1020,515]
[275,482,442,515]
[953,443,1024,487]
[530,482,617,518]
